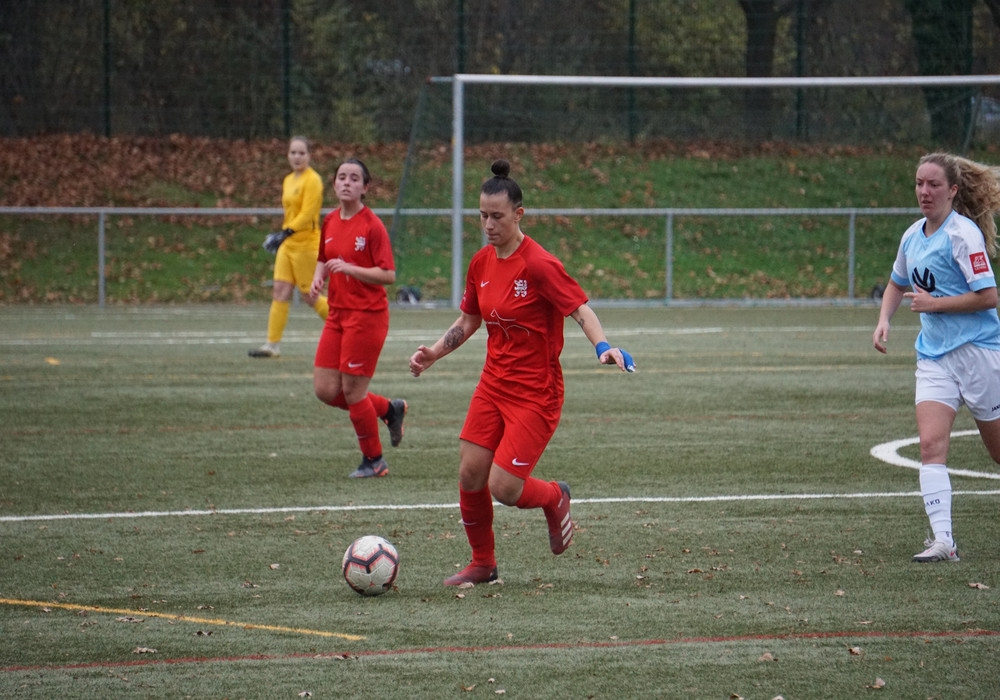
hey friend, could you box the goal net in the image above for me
[389,74,1000,307]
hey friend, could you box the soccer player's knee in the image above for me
[314,382,339,406]
[489,481,521,507]
[493,491,518,507]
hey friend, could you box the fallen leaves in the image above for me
[461,678,506,694]
[0,135,408,210]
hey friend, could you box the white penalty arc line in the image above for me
[5,490,1000,524]
[870,429,1000,480]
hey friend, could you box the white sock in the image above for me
[919,463,953,546]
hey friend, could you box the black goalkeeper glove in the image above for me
[263,228,294,254]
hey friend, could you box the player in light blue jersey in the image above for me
[873,153,1000,563]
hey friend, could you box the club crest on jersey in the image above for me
[355,236,366,251]
[911,267,936,293]
[513,279,527,298]
[971,252,989,274]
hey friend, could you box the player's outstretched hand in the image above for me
[596,341,636,373]
[409,345,437,377]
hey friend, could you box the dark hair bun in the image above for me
[491,159,511,179]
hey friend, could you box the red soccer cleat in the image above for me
[544,481,573,555]
[443,563,499,586]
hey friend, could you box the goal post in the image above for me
[413,74,1000,308]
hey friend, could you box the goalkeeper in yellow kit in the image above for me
[250,136,330,358]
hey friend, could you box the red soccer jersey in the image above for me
[319,206,395,311]
[460,235,588,411]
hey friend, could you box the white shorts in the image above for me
[915,343,1000,421]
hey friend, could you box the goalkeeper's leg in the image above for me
[266,297,291,344]
[250,271,294,357]
[312,295,329,319]
[292,249,329,320]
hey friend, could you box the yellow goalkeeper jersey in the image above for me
[281,166,323,253]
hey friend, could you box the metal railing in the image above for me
[1,205,918,307]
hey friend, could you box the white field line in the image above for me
[4,489,1000,524]
[870,429,1000,480]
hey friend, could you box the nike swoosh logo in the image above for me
[348,361,364,368]
[480,281,489,287]
[512,458,529,466]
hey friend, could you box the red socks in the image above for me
[459,480,559,568]
[459,486,496,567]
[368,393,390,420]
[326,392,390,459]
[515,477,560,510]
[347,397,382,459]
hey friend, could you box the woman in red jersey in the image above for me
[311,158,407,479]
[409,159,635,586]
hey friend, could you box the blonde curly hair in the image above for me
[919,152,1000,258]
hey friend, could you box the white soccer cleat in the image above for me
[912,538,959,563]
[248,342,280,358]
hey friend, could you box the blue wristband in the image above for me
[620,348,636,373]
[595,341,611,358]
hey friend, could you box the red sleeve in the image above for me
[460,248,486,317]
[318,211,336,263]
[530,248,588,315]
[365,210,395,271]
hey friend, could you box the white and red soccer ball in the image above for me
[342,535,399,596]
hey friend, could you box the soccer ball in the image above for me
[342,535,399,596]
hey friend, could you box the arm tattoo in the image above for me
[444,326,465,350]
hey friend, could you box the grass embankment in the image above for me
[2,136,995,304]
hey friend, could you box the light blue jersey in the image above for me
[889,210,1000,360]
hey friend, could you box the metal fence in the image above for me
[1,205,919,308]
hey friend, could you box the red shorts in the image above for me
[314,307,388,377]
[459,383,561,479]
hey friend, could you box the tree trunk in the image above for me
[904,0,975,146]
[738,0,795,140]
